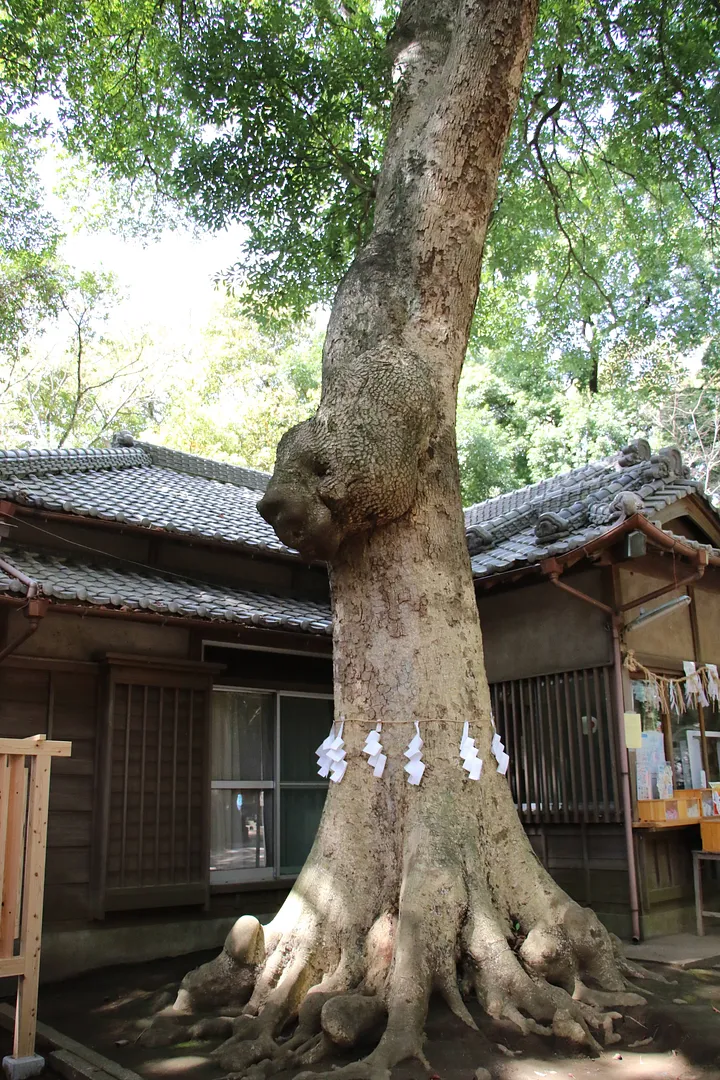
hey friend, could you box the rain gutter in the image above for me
[0,555,48,663]
[0,595,332,640]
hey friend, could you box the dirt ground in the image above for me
[24,949,720,1080]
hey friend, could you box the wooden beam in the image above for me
[0,756,28,955]
[0,956,25,977]
[0,737,71,757]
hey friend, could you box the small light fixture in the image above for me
[625,593,691,632]
[626,530,647,558]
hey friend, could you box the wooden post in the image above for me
[0,735,70,1076]
[689,587,712,784]
[14,752,52,1059]
[0,758,28,957]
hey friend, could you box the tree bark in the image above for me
[146,0,652,1073]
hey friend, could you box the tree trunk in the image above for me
[146,0,651,1073]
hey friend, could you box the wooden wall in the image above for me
[525,823,631,938]
[619,567,695,666]
[0,657,98,922]
[477,568,612,683]
[692,585,720,666]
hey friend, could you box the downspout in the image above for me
[542,564,642,941]
[610,617,642,943]
[0,555,38,599]
[0,555,45,664]
[0,615,42,663]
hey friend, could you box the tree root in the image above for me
[136,841,653,1079]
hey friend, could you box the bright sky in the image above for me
[60,224,247,345]
[36,142,248,351]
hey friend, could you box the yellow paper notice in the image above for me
[624,711,642,749]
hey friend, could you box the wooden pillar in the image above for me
[14,752,52,1058]
[689,585,712,784]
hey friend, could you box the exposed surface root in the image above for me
[138,885,648,1076]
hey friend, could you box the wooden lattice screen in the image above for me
[93,657,215,916]
[490,665,622,824]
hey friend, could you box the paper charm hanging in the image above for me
[316,720,347,783]
[459,722,483,780]
[491,731,510,776]
[707,664,720,703]
[683,660,709,708]
[362,723,387,778]
[403,721,425,786]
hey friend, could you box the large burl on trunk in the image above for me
[145,0,654,1075]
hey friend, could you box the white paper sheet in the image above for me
[330,759,347,783]
[467,756,483,781]
[404,758,425,785]
[363,723,385,777]
[403,722,425,785]
[459,722,483,780]
[372,753,387,778]
[317,720,346,781]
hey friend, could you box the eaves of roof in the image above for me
[473,512,720,594]
[0,546,332,636]
[0,438,298,562]
[0,500,304,564]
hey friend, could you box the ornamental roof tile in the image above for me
[463,439,717,579]
[0,435,293,556]
[0,546,331,635]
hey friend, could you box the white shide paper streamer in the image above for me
[316,720,347,783]
[459,721,483,780]
[403,720,425,785]
[362,723,387,778]
[683,660,709,707]
[491,731,510,775]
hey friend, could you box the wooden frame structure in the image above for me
[0,735,71,1064]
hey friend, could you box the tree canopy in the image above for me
[1,0,719,499]
[3,0,717,326]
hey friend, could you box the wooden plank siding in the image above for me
[0,661,97,921]
[490,664,621,824]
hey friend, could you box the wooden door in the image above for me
[93,657,215,915]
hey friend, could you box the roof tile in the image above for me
[465,439,713,580]
[0,546,331,635]
[0,436,290,558]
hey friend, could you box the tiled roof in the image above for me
[464,439,717,579]
[0,546,331,635]
[0,435,293,556]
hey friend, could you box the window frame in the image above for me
[210,685,332,885]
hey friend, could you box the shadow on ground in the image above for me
[11,950,720,1080]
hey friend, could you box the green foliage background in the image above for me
[1,0,719,504]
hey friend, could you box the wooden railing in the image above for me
[0,735,71,1064]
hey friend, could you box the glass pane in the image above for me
[280,788,327,875]
[210,789,274,872]
[710,734,720,785]
[280,696,334,781]
[631,681,664,733]
[212,691,274,781]
[670,706,701,790]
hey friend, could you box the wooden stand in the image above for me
[692,850,720,936]
[0,736,71,1078]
